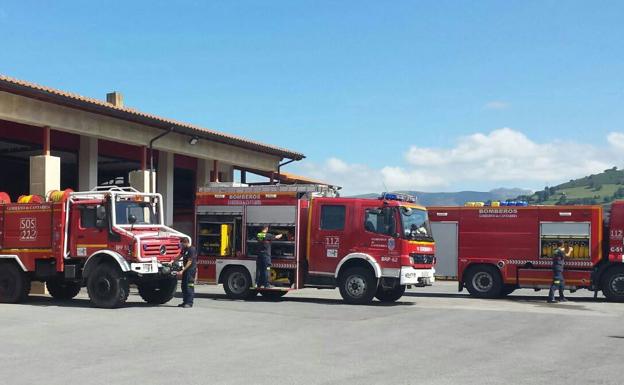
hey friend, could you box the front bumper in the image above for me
[400,266,435,286]
[130,258,179,276]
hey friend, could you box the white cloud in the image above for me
[607,132,624,149]
[293,128,624,195]
[484,101,510,110]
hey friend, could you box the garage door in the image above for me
[431,222,458,278]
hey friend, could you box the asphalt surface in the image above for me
[2,282,623,385]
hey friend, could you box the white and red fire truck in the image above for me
[429,203,624,301]
[0,187,189,308]
[194,184,436,304]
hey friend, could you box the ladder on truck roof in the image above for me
[198,184,336,195]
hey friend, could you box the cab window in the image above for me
[364,208,396,236]
[80,207,97,228]
[320,205,346,230]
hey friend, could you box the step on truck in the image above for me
[428,203,624,301]
[194,184,436,304]
[0,187,190,308]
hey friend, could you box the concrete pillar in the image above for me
[78,136,98,191]
[30,155,60,197]
[129,170,156,193]
[197,158,213,188]
[157,151,174,225]
[219,163,234,182]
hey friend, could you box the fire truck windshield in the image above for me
[115,200,160,225]
[400,207,433,241]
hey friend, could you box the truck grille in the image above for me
[410,253,435,264]
[143,243,180,260]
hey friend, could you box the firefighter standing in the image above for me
[256,226,282,288]
[174,237,197,308]
[547,241,572,303]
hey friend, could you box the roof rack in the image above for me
[91,186,140,193]
[198,184,334,194]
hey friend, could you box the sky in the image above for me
[1,1,624,195]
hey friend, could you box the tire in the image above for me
[499,285,516,297]
[222,266,254,300]
[86,263,130,308]
[375,284,406,303]
[138,277,178,305]
[602,265,624,302]
[339,266,378,305]
[0,263,29,304]
[260,290,287,300]
[47,279,82,300]
[465,265,502,299]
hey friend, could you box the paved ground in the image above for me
[2,282,623,385]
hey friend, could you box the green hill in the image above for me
[519,167,624,205]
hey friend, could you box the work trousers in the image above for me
[256,253,271,287]
[548,274,565,301]
[182,269,196,305]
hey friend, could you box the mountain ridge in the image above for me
[352,188,531,206]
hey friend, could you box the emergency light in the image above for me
[379,192,417,203]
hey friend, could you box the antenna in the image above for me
[381,180,389,194]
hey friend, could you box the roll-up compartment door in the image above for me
[246,206,296,225]
[431,222,458,277]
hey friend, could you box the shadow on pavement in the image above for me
[193,292,414,307]
[16,294,157,309]
[404,291,606,304]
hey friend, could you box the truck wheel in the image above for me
[0,263,28,304]
[46,280,82,300]
[375,284,406,303]
[339,267,377,305]
[223,266,254,300]
[86,263,130,308]
[602,265,624,302]
[465,265,502,298]
[138,278,178,305]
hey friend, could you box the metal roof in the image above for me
[0,74,304,160]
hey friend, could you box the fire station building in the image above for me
[0,74,306,234]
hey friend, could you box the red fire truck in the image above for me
[428,203,624,301]
[0,187,190,308]
[194,185,436,304]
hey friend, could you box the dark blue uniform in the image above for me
[548,248,565,302]
[181,246,197,306]
[256,232,276,287]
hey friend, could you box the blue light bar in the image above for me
[379,192,417,203]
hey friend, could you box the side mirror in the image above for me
[96,219,107,229]
[128,214,137,225]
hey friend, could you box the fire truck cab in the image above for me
[0,187,190,308]
[195,185,436,304]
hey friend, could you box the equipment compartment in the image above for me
[197,214,242,256]
[539,222,591,259]
[246,224,296,258]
